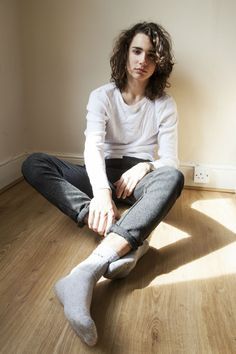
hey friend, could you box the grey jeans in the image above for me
[22,153,184,250]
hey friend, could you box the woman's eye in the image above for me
[148,54,157,61]
[133,49,141,55]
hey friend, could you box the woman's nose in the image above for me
[139,53,147,65]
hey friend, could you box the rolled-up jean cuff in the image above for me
[108,224,142,250]
[77,204,90,227]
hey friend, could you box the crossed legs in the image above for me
[22,153,184,345]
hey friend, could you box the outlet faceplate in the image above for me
[194,165,210,184]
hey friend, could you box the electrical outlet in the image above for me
[194,165,210,184]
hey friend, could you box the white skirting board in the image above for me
[0,153,27,190]
[179,163,236,193]
[1,152,236,193]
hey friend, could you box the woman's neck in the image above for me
[122,77,148,105]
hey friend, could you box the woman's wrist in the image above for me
[143,162,155,173]
[93,188,112,198]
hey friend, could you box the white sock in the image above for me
[104,240,149,279]
[54,243,119,346]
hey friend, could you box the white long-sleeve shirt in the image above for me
[84,82,179,194]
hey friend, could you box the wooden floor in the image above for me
[0,181,236,354]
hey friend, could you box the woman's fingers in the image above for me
[122,179,136,198]
[114,179,123,198]
[88,208,95,229]
[115,176,136,199]
[115,177,129,198]
[114,163,151,199]
[87,190,117,236]
[97,212,108,235]
[92,211,101,232]
[89,209,115,236]
[105,211,115,236]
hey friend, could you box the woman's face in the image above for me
[126,33,157,83]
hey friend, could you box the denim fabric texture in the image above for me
[22,153,184,250]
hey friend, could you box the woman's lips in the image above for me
[134,68,147,74]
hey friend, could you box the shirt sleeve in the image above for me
[84,89,111,194]
[152,96,179,169]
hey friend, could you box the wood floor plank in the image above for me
[0,181,235,353]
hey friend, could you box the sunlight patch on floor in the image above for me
[149,223,191,249]
[191,197,236,233]
[148,242,236,287]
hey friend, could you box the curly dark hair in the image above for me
[110,22,174,100]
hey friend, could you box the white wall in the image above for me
[0,0,25,188]
[1,0,236,191]
[172,0,236,166]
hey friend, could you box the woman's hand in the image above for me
[88,189,120,236]
[114,162,153,199]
